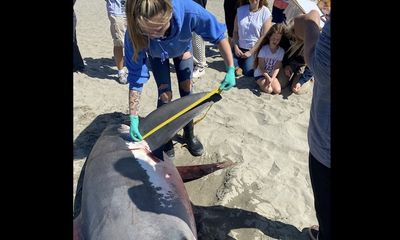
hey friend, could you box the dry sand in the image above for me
[73,0,317,239]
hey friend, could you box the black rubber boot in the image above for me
[183,120,204,156]
[163,140,175,160]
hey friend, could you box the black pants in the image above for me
[309,153,331,240]
[223,0,239,38]
[272,6,286,24]
[73,10,85,72]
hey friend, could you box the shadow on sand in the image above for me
[193,204,311,240]
[74,112,129,160]
[80,57,119,82]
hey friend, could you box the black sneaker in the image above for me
[163,140,175,160]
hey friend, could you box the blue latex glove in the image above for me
[219,66,236,91]
[129,115,143,142]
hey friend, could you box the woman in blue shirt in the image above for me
[125,0,235,158]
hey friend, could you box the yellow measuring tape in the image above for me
[142,87,222,140]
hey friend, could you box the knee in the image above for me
[265,87,274,94]
[180,79,192,90]
[159,92,172,103]
[180,51,192,60]
[158,84,172,103]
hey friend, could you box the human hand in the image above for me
[242,51,252,58]
[292,82,301,93]
[129,115,143,142]
[284,65,293,78]
[234,45,244,57]
[219,66,236,91]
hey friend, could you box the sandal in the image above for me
[308,225,319,240]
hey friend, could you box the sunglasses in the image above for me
[138,13,172,39]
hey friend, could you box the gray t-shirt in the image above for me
[308,20,330,168]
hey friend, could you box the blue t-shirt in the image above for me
[308,20,330,168]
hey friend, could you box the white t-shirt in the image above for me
[237,5,271,50]
[254,44,285,77]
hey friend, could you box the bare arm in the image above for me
[232,15,239,46]
[129,90,141,116]
[270,61,282,79]
[258,58,271,80]
[293,10,321,65]
[218,38,234,68]
[232,15,244,57]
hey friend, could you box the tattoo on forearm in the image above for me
[129,90,141,115]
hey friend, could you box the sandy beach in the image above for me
[73,0,317,239]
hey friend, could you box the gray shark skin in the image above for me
[73,92,234,240]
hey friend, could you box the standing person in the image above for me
[253,23,286,94]
[73,0,85,72]
[271,0,289,23]
[224,0,240,43]
[231,0,272,77]
[125,0,235,159]
[106,0,128,84]
[293,10,331,240]
[192,0,208,78]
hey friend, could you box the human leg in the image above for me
[192,33,207,78]
[272,6,286,24]
[241,53,255,77]
[224,0,238,39]
[232,46,243,77]
[298,65,313,85]
[255,75,272,93]
[73,10,85,72]
[114,46,124,70]
[149,56,174,159]
[109,14,128,83]
[309,153,331,240]
[270,76,282,94]
[292,66,313,94]
[173,53,204,156]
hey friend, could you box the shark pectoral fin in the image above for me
[176,160,237,183]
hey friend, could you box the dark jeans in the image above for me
[298,66,313,86]
[309,153,331,240]
[272,6,286,24]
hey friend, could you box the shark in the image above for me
[73,91,236,239]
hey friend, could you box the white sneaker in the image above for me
[118,69,128,84]
[193,66,205,78]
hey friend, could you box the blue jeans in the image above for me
[298,66,313,86]
[148,55,193,107]
[232,47,255,77]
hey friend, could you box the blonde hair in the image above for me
[253,23,287,69]
[126,0,173,61]
[285,19,304,58]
